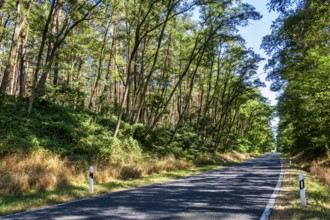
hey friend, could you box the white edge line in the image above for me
[260,155,284,220]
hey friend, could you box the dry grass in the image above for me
[0,150,194,195]
[270,156,330,220]
[142,157,192,175]
[193,151,253,166]
[93,163,121,183]
[194,154,224,166]
[94,157,192,182]
[0,151,72,194]
[223,150,252,161]
[0,150,255,196]
[310,161,330,186]
[290,153,330,186]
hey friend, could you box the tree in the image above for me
[0,0,31,94]
[27,0,102,114]
[262,0,330,156]
[0,0,274,155]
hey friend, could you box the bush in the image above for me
[235,138,253,153]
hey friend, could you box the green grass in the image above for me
[0,164,223,216]
[270,156,330,220]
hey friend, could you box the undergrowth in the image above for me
[0,95,257,197]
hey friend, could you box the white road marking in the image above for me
[260,156,284,220]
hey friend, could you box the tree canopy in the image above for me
[262,0,330,156]
[0,0,275,158]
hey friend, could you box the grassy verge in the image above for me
[0,164,224,216]
[271,156,330,219]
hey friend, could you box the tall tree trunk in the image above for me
[89,20,111,109]
[166,51,204,146]
[18,7,31,98]
[142,27,215,138]
[52,0,63,86]
[28,0,56,114]
[132,2,172,123]
[0,0,29,94]
[113,0,146,138]
[104,21,117,105]
[28,0,101,113]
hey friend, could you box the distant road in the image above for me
[1,153,283,220]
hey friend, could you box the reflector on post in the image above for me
[299,173,306,206]
[90,166,94,193]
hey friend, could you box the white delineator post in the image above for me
[90,166,94,193]
[299,173,306,206]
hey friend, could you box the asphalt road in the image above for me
[1,153,283,220]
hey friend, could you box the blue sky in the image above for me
[238,0,280,134]
[192,1,280,131]
[238,0,279,106]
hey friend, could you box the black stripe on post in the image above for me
[299,179,304,190]
[90,172,93,179]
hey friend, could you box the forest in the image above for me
[262,0,330,157]
[0,0,274,159]
[0,0,328,195]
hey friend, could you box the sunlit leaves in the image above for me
[264,0,330,155]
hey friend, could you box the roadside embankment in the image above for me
[270,155,330,219]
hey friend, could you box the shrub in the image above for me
[234,138,253,153]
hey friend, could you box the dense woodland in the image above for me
[263,0,330,157]
[0,0,277,160]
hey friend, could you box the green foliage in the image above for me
[173,126,199,152]
[235,138,252,153]
[0,95,140,161]
[142,127,173,155]
[0,95,273,164]
[263,0,330,157]
[0,0,276,160]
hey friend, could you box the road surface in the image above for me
[1,153,283,220]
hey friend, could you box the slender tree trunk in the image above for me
[53,56,59,85]
[166,50,204,146]
[104,22,117,104]
[18,11,31,98]
[132,1,173,123]
[52,7,63,86]
[89,20,111,108]
[0,0,29,94]
[28,0,56,114]
[113,0,145,138]
[142,28,214,137]
[28,0,101,113]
